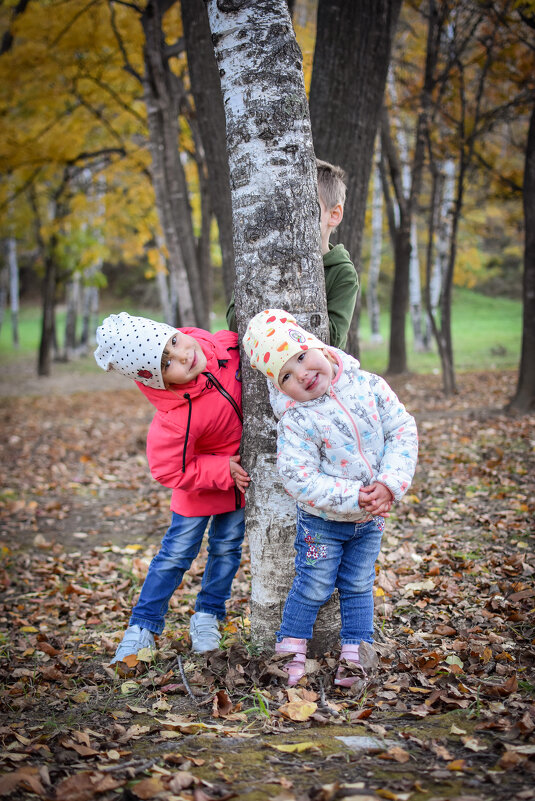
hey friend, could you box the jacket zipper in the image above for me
[202,371,244,510]
[329,387,374,479]
[182,394,192,473]
[202,371,243,423]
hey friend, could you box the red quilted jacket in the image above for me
[136,328,244,516]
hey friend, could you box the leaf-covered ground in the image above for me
[0,368,534,801]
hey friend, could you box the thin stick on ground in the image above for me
[177,654,199,705]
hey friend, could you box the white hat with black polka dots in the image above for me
[94,312,177,389]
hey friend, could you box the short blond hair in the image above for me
[317,159,347,210]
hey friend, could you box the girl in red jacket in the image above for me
[95,313,250,662]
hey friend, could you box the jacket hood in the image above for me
[323,243,352,269]
[135,328,234,411]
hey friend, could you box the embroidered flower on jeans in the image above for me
[307,545,319,560]
[305,534,327,565]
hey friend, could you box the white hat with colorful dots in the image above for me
[243,309,325,390]
[94,312,177,389]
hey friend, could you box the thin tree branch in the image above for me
[107,0,144,84]
[49,0,101,49]
[82,73,146,124]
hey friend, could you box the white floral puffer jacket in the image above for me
[268,348,418,523]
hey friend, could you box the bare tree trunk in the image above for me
[38,251,57,377]
[309,0,402,357]
[80,285,99,348]
[381,105,410,374]
[368,145,383,344]
[7,237,19,347]
[64,273,81,359]
[508,101,535,413]
[141,0,206,328]
[388,72,426,353]
[195,153,214,315]
[424,159,455,349]
[0,249,7,336]
[430,4,501,396]
[424,154,455,386]
[31,187,59,378]
[438,161,465,396]
[206,0,337,654]
[382,1,443,375]
[181,0,235,302]
[155,231,174,324]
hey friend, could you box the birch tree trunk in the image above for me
[206,0,338,653]
[7,237,19,347]
[424,158,455,349]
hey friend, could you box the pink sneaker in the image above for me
[275,637,307,686]
[334,643,366,687]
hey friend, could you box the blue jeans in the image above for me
[276,508,384,645]
[130,508,245,635]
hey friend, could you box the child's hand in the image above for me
[229,455,251,494]
[359,482,394,517]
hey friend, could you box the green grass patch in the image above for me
[359,287,521,375]
[1,288,522,376]
[0,303,162,367]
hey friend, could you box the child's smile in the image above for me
[278,348,335,402]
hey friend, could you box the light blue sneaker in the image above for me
[110,624,155,664]
[189,612,220,653]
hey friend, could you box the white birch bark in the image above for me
[431,159,455,310]
[7,237,19,347]
[81,285,99,347]
[0,249,7,336]
[368,142,383,344]
[206,0,336,652]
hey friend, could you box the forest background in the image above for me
[0,0,532,408]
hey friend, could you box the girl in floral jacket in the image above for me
[243,309,418,687]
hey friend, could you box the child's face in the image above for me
[278,348,334,401]
[162,332,207,386]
